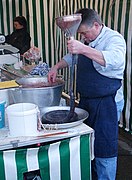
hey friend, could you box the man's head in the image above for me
[76,8,103,43]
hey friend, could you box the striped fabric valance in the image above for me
[0,0,132,133]
[0,135,91,180]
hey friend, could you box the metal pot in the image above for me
[8,77,64,113]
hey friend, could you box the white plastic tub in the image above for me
[6,103,39,137]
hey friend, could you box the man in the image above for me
[48,8,126,180]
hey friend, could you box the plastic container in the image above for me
[6,103,39,137]
[0,100,6,128]
[0,89,9,107]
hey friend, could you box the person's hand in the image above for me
[48,66,58,83]
[67,39,85,54]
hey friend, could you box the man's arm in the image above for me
[48,59,68,83]
[67,39,105,66]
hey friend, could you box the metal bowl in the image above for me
[8,77,65,113]
[16,77,48,86]
[40,106,89,129]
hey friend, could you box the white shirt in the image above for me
[63,25,126,102]
[89,25,126,79]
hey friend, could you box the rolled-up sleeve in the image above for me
[63,53,72,66]
[92,33,126,79]
[101,34,126,70]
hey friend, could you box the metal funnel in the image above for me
[56,14,82,38]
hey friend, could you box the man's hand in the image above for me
[48,66,58,83]
[48,60,69,83]
[67,39,85,54]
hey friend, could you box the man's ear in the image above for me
[94,22,100,29]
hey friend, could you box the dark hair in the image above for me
[76,8,102,27]
[14,16,27,29]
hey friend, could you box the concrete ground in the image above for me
[116,128,132,180]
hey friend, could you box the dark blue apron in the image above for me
[77,54,121,158]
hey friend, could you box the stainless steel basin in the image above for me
[8,77,64,113]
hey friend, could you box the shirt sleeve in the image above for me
[101,34,126,71]
[62,53,72,66]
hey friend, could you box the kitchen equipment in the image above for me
[1,67,23,80]
[0,64,36,81]
[56,14,82,38]
[41,106,89,129]
[8,77,64,113]
[0,34,5,44]
[6,103,39,136]
[0,44,20,66]
[43,14,82,123]
[15,77,48,86]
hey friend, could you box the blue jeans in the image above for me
[92,99,124,180]
[92,157,117,180]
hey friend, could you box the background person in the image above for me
[48,8,126,179]
[5,16,31,55]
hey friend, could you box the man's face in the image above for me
[77,23,100,43]
[14,21,23,30]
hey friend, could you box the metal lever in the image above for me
[66,53,77,119]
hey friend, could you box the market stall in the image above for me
[0,73,94,180]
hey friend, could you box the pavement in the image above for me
[116,128,132,180]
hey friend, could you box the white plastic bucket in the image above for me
[6,103,39,137]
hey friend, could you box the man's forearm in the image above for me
[54,59,69,70]
[82,46,106,66]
